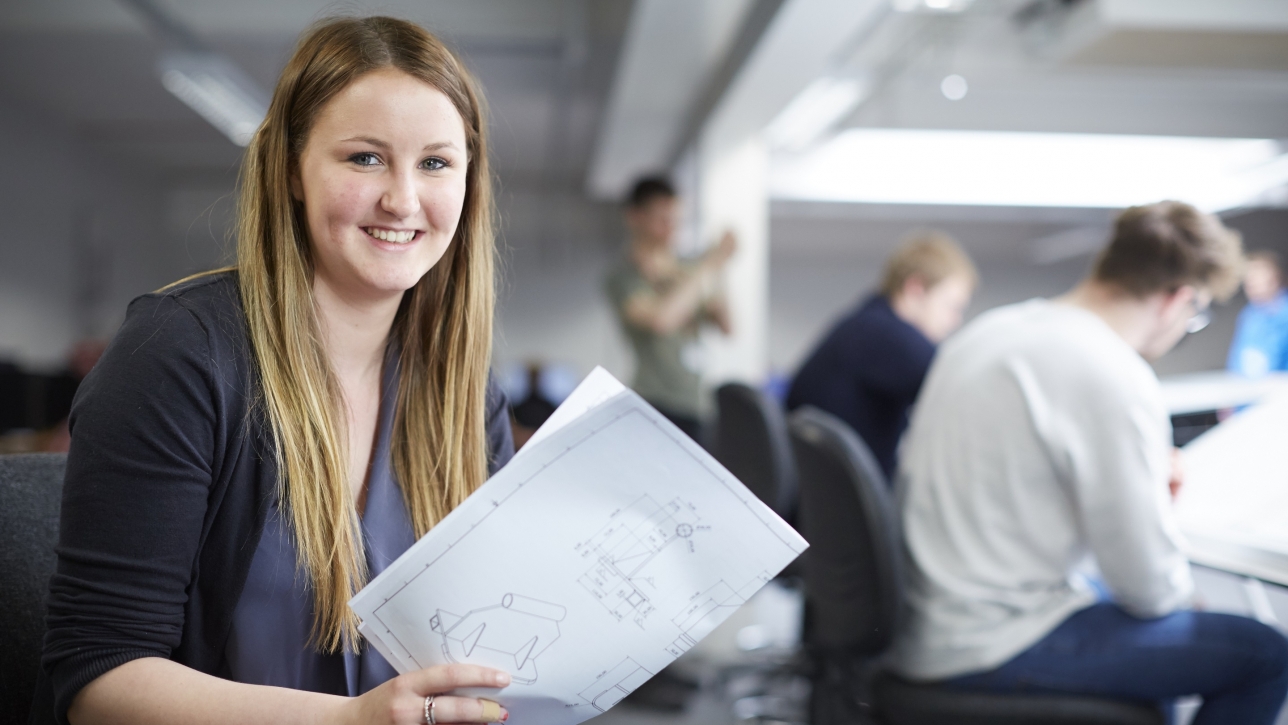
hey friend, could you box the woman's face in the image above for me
[293,67,468,305]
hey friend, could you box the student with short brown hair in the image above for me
[605,176,735,440]
[892,201,1287,723]
[787,230,976,480]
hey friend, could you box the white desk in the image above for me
[1161,371,1288,416]
[1175,389,1288,587]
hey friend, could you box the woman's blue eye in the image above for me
[350,152,380,166]
[422,157,447,171]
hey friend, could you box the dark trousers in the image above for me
[946,602,1288,725]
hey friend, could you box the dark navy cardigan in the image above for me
[32,272,513,723]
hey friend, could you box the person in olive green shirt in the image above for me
[605,177,734,440]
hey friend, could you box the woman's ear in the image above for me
[290,166,303,202]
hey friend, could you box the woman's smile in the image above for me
[362,227,422,245]
[293,66,469,304]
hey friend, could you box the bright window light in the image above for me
[770,128,1288,211]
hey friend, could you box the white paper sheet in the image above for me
[1160,371,1288,415]
[1176,390,1288,585]
[517,366,625,453]
[350,370,807,725]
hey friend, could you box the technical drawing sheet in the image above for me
[350,369,808,725]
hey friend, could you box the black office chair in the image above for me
[709,384,810,721]
[0,453,66,725]
[788,408,1163,725]
[713,382,798,522]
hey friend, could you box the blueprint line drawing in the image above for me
[349,371,810,725]
[579,657,655,712]
[665,575,769,657]
[429,593,566,684]
[576,495,702,627]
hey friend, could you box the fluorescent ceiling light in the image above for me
[159,52,268,147]
[770,129,1288,211]
[765,77,869,151]
[893,0,976,13]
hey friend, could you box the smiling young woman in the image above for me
[33,17,516,725]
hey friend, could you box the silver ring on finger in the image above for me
[424,695,437,725]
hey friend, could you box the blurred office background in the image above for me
[1,0,1287,410]
[2,1,1287,722]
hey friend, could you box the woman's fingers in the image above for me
[398,665,510,723]
[410,664,510,694]
[428,696,508,723]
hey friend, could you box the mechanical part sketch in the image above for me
[579,657,654,712]
[349,369,809,725]
[575,495,703,627]
[665,575,769,657]
[430,593,566,684]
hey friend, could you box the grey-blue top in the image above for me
[225,352,418,695]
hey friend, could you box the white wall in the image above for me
[0,102,181,370]
[491,185,635,382]
[164,180,239,274]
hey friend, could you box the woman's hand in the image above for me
[338,664,511,725]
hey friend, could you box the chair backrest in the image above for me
[713,382,798,521]
[0,453,66,723]
[788,407,902,657]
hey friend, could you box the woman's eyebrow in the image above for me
[342,136,389,149]
[339,137,460,153]
[423,141,461,152]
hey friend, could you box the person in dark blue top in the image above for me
[787,231,976,481]
[1228,250,1288,377]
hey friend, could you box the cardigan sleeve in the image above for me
[42,293,219,723]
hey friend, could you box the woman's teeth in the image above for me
[365,228,416,243]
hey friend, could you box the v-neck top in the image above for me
[224,351,416,695]
[35,272,516,724]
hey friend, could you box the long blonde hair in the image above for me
[236,16,495,651]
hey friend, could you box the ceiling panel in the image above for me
[0,0,148,33]
[0,0,632,187]
[155,0,568,40]
[833,5,1288,139]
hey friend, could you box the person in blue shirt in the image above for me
[1228,250,1288,377]
[787,231,976,481]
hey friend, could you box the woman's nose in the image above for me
[381,171,420,219]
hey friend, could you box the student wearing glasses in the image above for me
[891,201,1288,724]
